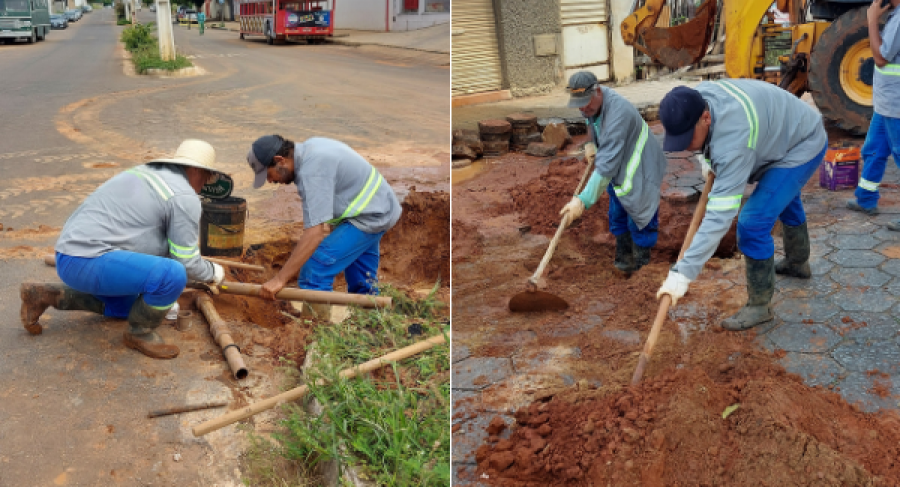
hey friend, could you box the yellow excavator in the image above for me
[621,0,887,134]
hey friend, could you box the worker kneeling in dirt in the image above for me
[656,80,827,331]
[246,135,401,314]
[559,71,667,273]
[20,140,227,359]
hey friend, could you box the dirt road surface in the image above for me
[0,9,448,486]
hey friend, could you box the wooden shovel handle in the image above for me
[631,174,715,385]
[527,157,595,286]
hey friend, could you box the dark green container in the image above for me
[200,196,247,257]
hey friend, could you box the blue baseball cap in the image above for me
[659,86,707,152]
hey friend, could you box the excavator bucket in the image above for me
[633,0,718,70]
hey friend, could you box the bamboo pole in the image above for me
[192,333,448,437]
[210,281,392,309]
[196,294,249,380]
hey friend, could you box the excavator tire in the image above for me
[809,7,873,135]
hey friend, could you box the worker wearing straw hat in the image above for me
[20,140,228,359]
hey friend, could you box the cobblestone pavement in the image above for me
[451,89,899,484]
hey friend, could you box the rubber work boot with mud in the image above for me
[633,244,652,270]
[123,298,179,359]
[721,256,775,331]
[20,283,105,335]
[775,222,811,279]
[614,233,637,273]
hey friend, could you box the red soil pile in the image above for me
[380,189,451,288]
[477,352,900,486]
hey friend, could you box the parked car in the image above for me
[80,4,92,12]
[64,9,81,21]
[149,4,155,12]
[183,9,197,22]
[50,14,68,29]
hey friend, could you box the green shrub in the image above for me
[120,22,155,50]
[130,45,192,73]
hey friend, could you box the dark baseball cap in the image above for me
[247,135,282,188]
[659,86,707,152]
[567,71,599,109]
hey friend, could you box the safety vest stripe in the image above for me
[876,64,900,76]
[707,195,742,211]
[858,178,880,191]
[127,167,174,201]
[149,302,176,311]
[335,167,383,222]
[168,239,199,259]
[613,121,649,197]
[717,81,759,149]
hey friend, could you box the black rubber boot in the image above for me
[633,244,652,270]
[775,222,811,279]
[20,283,105,335]
[721,256,775,331]
[123,298,179,359]
[614,233,637,273]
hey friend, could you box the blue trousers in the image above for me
[56,251,187,318]
[737,144,827,260]
[854,112,900,209]
[607,183,659,248]
[298,222,384,294]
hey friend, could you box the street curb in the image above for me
[117,38,206,78]
[302,342,373,487]
[328,37,449,55]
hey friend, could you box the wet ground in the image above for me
[451,115,900,485]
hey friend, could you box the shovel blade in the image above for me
[508,290,569,313]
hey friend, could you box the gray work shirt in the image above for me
[293,138,401,233]
[673,79,827,280]
[588,86,666,229]
[56,164,216,282]
[874,9,900,118]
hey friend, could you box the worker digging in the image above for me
[559,71,667,274]
[848,0,900,224]
[246,134,402,319]
[20,140,227,359]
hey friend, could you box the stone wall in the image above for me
[495,0,562,97]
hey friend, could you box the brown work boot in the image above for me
[124,297,179,359]
[123,331,180,359]
[20,282,104,335]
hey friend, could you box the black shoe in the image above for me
[847,200,879,215]
[614,233,637,273]
[721,256,775,331]
[775,222,811,279]
[633,244,652,270]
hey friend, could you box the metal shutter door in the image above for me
[560,0,610,81]
[452,0,503,96]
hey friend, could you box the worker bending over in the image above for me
[21,140,227,359]
[246,135,401,315]
[657,80,827,331]
[848,0,900,226]
[559,71,667,273]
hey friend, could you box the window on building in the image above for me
[424,0,447,13]
[401,0,417,14]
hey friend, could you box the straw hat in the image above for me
[150,139,227,175]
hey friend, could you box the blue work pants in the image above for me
[737,144,827,259]
[56,251,186,318]
[298,222,384,295]
[854,112,900,209]
[607,183,659,248]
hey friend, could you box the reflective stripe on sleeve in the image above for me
[707,195,742,211]
[858,178,880,192]
[127,166,174,201]
[613,121,649,197]
[716,80,759,150]
[168,239,200,259]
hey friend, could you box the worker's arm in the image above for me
[259,223,328,300]
[869,0,894,67]
[167,195,217,283]
[581,103,633,208]
[672,148,755,281]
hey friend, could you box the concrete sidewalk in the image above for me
[208,20,449,54]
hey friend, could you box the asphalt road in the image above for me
[0,9,448,486]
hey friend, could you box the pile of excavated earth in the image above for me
[453,119,900,485]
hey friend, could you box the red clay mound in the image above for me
[476,352,900,487]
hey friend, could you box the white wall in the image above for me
[391,12,447,31]
[334,0,387,31]
[610,0,636,83]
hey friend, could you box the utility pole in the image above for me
[124,0,131,22]
[155,0,175,60]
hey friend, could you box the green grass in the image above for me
[120,22,193,74]
[244,283,450,486]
